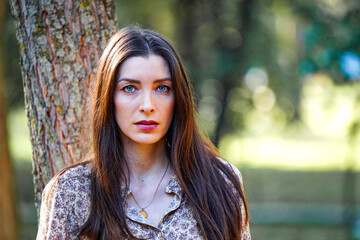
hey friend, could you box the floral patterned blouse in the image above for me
[36,161,251,239]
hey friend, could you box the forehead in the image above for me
[116,54,171,81]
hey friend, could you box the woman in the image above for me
[37,26,250,240]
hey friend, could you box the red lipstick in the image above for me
[135,120,159,131]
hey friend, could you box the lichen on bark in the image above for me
[10,0,118,213]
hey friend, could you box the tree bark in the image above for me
[0,2,18,240]
[10,0,118,214]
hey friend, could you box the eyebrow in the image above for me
[117,78,172,83]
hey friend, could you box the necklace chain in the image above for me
[131,163,169,218]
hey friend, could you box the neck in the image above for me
[123,138,169,180]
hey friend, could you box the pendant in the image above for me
[140,209,148,218]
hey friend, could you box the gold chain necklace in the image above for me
[131,164,169,218]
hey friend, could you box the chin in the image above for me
[128,135,166,146]
[119,128,167,146]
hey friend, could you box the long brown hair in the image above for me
[79,26,249,240]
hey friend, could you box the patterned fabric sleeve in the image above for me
[219,159,251,240]
[36,177,71,240]
[232,165,251,240]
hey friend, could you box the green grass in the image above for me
[250,224,351,240]
[240,166,360,239]
[220,134,360,171]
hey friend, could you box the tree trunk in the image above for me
[10,0,118,214]
[212,0,254,146]
[0,2,18,240]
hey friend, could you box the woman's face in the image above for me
[114,54,175,145]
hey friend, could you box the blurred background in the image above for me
[1,0,360,239]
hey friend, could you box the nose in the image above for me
[139,90,155,114]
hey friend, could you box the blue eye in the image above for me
[157,85,170,93]
[123,85,136,92]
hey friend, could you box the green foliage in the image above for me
[290,0,360,83]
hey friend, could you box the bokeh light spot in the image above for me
[339,51,360,80]
[244,67,268,92]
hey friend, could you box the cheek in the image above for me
[157,98,174,123]
[114,95,131,119]
[165,97,175,120]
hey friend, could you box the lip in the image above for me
[135,120,159,131]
